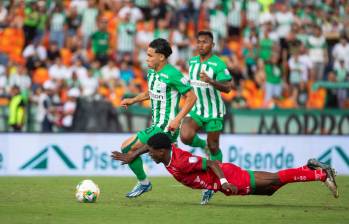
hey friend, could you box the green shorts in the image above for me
[189,111,224,132]
[137,126,179,144]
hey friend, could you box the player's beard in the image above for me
[198,49,206,56]
[199,50,211,58]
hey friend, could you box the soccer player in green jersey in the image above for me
[119,38,197,198]
[180,31,232,204]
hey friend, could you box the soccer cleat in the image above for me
[126,182,152,198]
[200,189,214,205]
[307,159,339,198]
[307,158,330,170]
[324,169,339,198]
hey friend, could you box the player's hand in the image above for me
[111,151,135,164]
[168,118,181,131]
[120,98,134,109]
[222,183,238,194]
[200,71,212,84]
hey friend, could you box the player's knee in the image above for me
[182,117,192,125]
[121,142,128,151]
[180,131,194,145]
[121,139,134,153]
[121,143,136,154]
[180,134,193,145]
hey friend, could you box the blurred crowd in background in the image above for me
[0,0,349,132]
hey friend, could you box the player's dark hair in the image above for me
[197,31,214,41]
[149,38,172,58]
[147,133,172,150]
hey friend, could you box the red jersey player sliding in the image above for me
[111,133,339,204]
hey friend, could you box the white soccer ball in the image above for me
[75,179,100,203]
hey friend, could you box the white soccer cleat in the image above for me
[126,182,152,198]
[200,189,214,205]
[307,158,339,198]
[324,168,339,198]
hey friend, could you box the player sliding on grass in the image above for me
[111,133,339,204]
[180,31,232,204]
[118,38,196,198]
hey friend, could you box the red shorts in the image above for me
[220,163,254,196]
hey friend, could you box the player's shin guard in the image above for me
[209,149,223,162]
[278,166,327,184]
[190,135,207,149]
[121,139,147,181]
[128,157,147,181]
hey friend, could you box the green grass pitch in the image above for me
[0,176,348,224]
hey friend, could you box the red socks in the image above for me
[278,166,327,184]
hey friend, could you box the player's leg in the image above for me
[252,171,282,195]
[121,135,152,198]
[201,120,223,205]
[180,116,206,149]
[206,119,224,162]
[121,135,148,183]
[253,166,327,195]
[181,118,213,205]
[252,160,338,197]
[121,126,167,198]
[206,131,222,161]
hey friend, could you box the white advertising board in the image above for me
[0,134,348,175]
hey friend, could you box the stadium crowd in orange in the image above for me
[0,0,348,113]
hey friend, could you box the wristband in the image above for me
[220,178,228,185]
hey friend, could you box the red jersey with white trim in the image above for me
[165,145,252,195]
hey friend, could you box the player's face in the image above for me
[148,147,164,164]
[197,35,213,56]
[146,47,162,69]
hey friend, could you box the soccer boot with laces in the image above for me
[307,159,339,198]
[126,182,152,198]
[200,189,214,205]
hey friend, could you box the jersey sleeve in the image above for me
[177,153,207,173]
[216,63,232,82]
[169,72,192,95]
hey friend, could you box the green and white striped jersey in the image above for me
[117,22,136,52]
[81,8,98,35]
[188,55,231,119]
[148,64,192,131]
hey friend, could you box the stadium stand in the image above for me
[0,0,348,132]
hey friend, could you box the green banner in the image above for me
[229,109,349,135]
[1,105,348,135]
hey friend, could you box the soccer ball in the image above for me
[75,179,100,203]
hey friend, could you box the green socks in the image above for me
[190,135,207,149]
[187,135,223,162]
[209,149,223,162]
[189,135,209,155]
[122,140,147,181]
[128,157,147,181]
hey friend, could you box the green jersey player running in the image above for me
[119,38,197,198]
[180,31,232,205]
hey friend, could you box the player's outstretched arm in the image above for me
[168,90,196,131]
[111,145,149,164]
[120,91,150,109]
[207,160,238,194]
[200,72,232,93]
